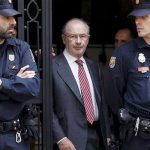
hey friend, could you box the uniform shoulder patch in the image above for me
[109,57,116,68]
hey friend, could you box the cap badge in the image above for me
[109,56,116,68]
[138,53,146,63]
[8,0,12,4]
[135,0,140,5]
[9,54,15,61]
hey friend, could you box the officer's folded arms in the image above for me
[17,65,36,78]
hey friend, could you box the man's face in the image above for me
[0,15,16,39]
[114,29,132,48]
[135,14,150,40]
[62,20,90,58]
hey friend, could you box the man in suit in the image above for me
[52,18,110,150]
[114,28,134,49]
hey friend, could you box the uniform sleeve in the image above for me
[1,42,40,102]
[106,49,126,114]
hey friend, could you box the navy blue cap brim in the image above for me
[128,9,150,16]
[0,9,22,17]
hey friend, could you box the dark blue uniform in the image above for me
[107,37,150,150]
[0,37,40,150]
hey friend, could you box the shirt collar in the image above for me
[63,49,85,64]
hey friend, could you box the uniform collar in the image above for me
[136,37,150,49]
[5,37,16,47]
[0,37,16,53]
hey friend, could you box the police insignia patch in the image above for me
[138,67,149,73]
[9,54,15,61]
[138,53,146,63]
[109,57,116,68]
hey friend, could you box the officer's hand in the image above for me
[52,48,56,56]
[107,138,111,146]
[17,65,35,78]
[58,138,76,150]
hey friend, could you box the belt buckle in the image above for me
[0,123,4,132]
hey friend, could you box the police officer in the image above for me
[0,0,40,150]
[107,0,150,150]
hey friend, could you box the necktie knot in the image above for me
[75,59,83,66]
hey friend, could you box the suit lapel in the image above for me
[56,54,83,105]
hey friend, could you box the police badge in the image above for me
[109,57,116,68]
[138,53,146,63]
[9,54,15,61]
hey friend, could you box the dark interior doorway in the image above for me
[52,0,135,46]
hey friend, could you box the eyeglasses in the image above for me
[64,34,90,41]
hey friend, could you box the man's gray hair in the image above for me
[62,18,90,34]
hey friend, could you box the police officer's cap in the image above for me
[0,0,21,17]
[129,0,150,16]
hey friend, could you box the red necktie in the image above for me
[76,59,95,124]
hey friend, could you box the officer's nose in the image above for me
[135,16,141,25]
[9,16,16,26]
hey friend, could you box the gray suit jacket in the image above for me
[52,53,110,150]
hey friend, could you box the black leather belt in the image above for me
[125,101,150,118]
[0,122,13,132]
[0,119,20,132]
